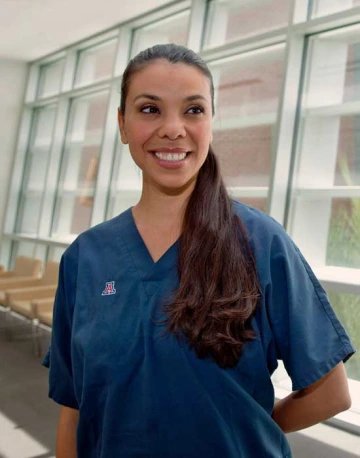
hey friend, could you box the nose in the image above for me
[157,114,186,140]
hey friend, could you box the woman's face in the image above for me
[118,59,213,193]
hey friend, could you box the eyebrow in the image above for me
[133,94,207,103]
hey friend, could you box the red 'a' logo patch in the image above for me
[102,281,116,296]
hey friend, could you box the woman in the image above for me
[44,44,355,458]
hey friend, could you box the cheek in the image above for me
[192,124,212,148]
[126,123,153,147]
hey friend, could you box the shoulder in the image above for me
[231,200,304,279]
[231,200,289,245]
[62,207,133,263]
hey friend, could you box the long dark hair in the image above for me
[120,44,261,368]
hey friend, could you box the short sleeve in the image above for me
[42,243,79,409]
[266,229,356,391]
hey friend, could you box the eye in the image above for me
[186,105,205,115]
[141,105,159,114]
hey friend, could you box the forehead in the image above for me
[128,60,211,100]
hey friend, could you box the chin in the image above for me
[156,177,197,195]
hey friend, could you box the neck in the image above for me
[133,179,196,233]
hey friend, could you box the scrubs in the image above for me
[43,201,355,458]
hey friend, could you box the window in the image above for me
[107,140,142,219]
[289,26,360,268]
[11,241,38,261]
[288,26,360,407]
[203,0,290,49]
[311,0,360,18]
[51,91,109,240]
[37,59,64,98]
[131,10,190,56]
[208,44,285,211]
[48,245,66,262]
[15,105,57,235]
[74,39,117,87]
[328,292,360,382]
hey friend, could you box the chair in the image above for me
[7,286,57,318]
[32,298,54,326]
[0,256,42,279]
[3,285,56,342]
[0,261,59,305]
[31,298,54,356]
[2,262,58,341]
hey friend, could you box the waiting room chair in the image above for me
[2,261,59,341]
[0,256,42,279]
[6,286,57,319]
[31,298,54,356]
[3,284,56,338]
[0,261,58,306]
[0,257,43,300]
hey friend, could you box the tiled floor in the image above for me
[0,313,359,458]
[0,314,57,458]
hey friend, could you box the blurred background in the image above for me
[0,0,359,457]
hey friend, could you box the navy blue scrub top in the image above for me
[43,200,355,458]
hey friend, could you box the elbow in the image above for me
[332,393,352,415]
[340,394,352,412]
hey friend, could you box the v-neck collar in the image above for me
[118,207,180,298]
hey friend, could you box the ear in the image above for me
[117,108,128,144]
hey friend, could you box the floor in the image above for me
[0,313,359,458]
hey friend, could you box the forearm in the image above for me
[56,406,79,458]
[272,363,351,433]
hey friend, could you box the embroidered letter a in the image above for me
[102,281,116,296]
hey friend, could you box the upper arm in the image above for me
[263,228,355,391]
[295,361,351,411]
[43,244,79,409]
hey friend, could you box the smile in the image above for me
[153,152,189,162]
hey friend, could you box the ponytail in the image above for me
[163,146,261,368]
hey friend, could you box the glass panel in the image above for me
[289,26,360,271]
[304,27,360,108]
[16,105,57,235]
[289,195,360,270]
[107,140,142,218]
[203,0,290,49]
[334,117,360,186]
[328,292,360,381]
[11,241,37,260]
[48,246,66,262]
[38,59,64,98]
[209,45,285,200]
[213,125,275,188]
[51,91,109,240]
[327,198,360,269]
[131,10,190,56]
[74,39,117,87]
[311,0,360,18]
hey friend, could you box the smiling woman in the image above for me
[43,44,355,458]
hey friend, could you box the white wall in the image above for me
[0,59,28,246]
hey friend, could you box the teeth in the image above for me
[154,152,187,161]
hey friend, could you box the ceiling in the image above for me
[0,0,172,61]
